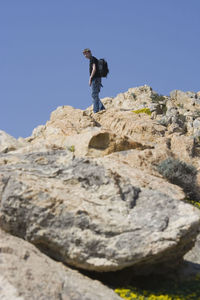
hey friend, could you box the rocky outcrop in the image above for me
[1,85,200,298]
[170,90,200,112]
[28,105,98,143]
[13,86,200,171]
[0,229,121,300]
[0,130,25,153]
[0,150,199,274]
[86,85,166,113]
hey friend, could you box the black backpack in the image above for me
[98,59,109,77]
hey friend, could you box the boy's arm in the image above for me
[89,63,96,86]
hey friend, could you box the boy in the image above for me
[83,48,105,113]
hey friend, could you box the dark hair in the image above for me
[83,48,91,54]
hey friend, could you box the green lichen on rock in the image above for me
[132,108,152,115]
[68,145,75,152]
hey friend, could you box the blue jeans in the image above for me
[91,78,105,113]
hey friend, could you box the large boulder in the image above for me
[0,229,121,300]
[0,150,199,274]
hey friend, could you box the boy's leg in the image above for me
[91,78,105,113]
[91,79,100,113]
[97,78,105,111]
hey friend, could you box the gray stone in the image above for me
[194,131,200,138]
[0,150,199,274]
[193,119,200,129]
[149,103,159,112]
[186,91,196,98]
[159,109,186,133]
[195,99,200,105]
[177,227,200,280]
[184,233,200,266]
[0,229,121,300]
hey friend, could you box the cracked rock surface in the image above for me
[0,150,199,273]
[0,228,121,300]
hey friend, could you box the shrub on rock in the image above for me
[157,157,198,201]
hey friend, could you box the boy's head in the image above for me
[83,48,92,59]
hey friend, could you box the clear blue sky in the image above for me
[1,0,200,138]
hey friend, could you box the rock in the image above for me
[184,233,200,267]
[97,155,185,201]
[0,150,199,274]
[26,106,99,147]
[14,87,199,160]
[30,124,46,139]
[195,99,200,105]
[0,228,121,300]
[184,113,195,135]
[194,131,200,139]
[0,130,24,153]
[24,86,168,153]
[20,126,151,159]
[110,85,153,111]
[193,119,200,138]
[49,105,98,134]
[25,105,168,155]
[1,85,200,287]
[193,119,200,129]
[86,85,166,114]
[63,127,147,157]
[170,135,195,161]
[177,211,200,279]
[93,109,167,148]
[159,108,187,134]
[170,90,200,111]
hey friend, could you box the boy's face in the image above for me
[83,51,91,59]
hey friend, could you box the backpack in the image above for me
[98,59,109,77]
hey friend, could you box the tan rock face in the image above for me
[94,109,167,146]
[9,86,199,171]
[63,127,148,158]
[27,106,98,146]
[49,105,97,133]
[0,229,121,300]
